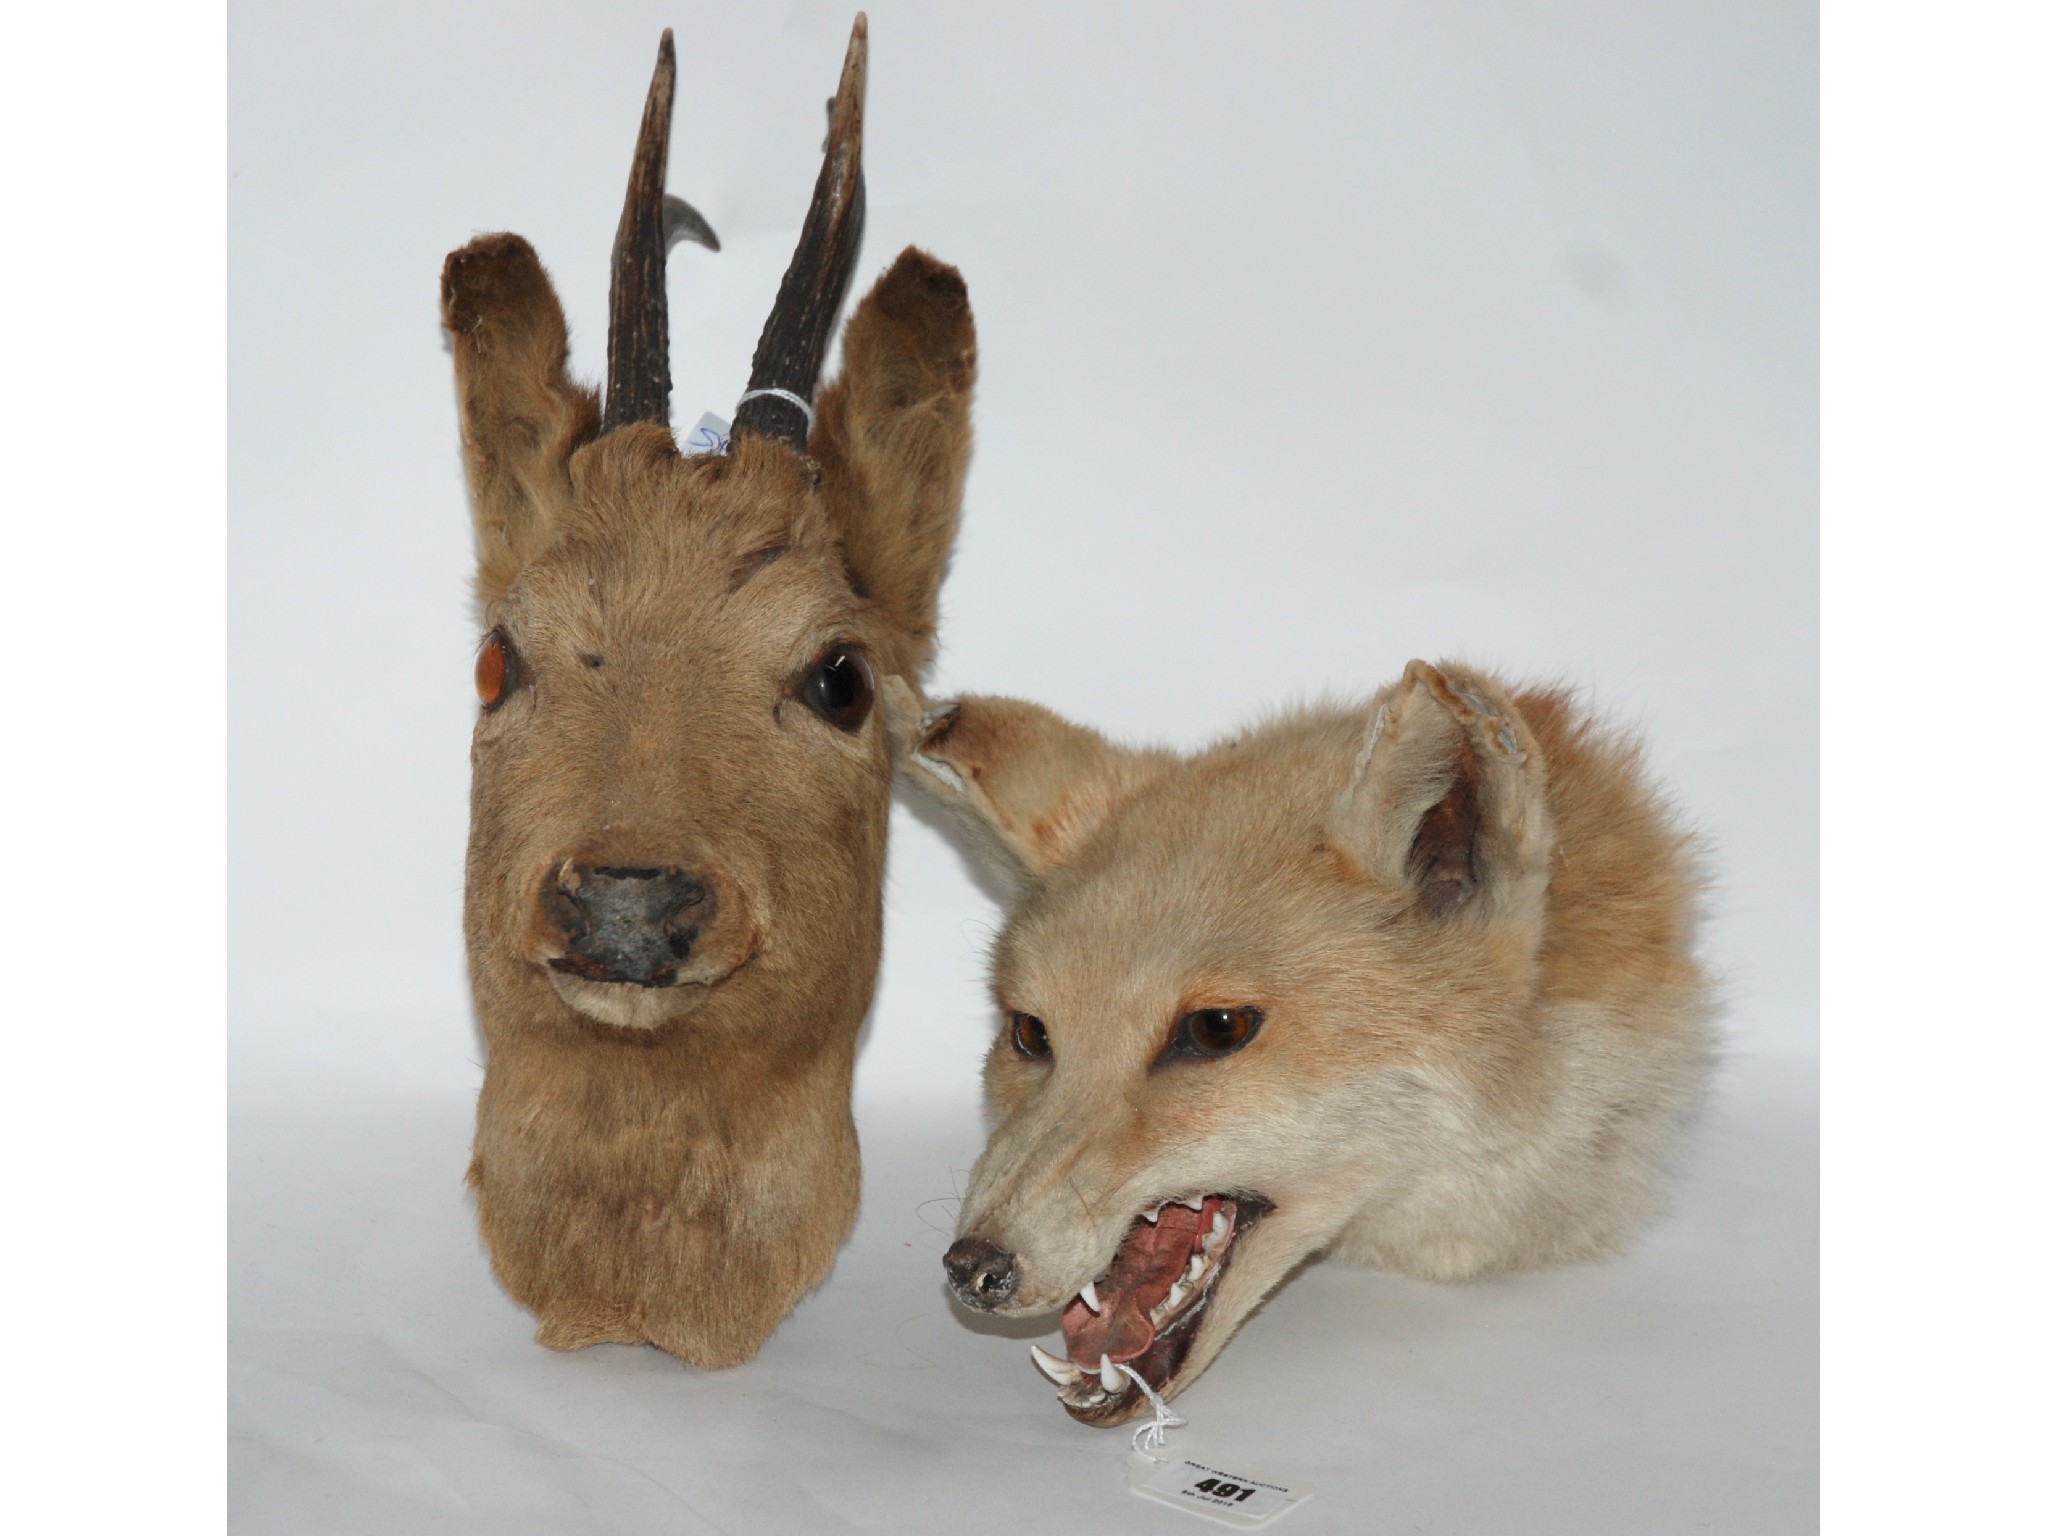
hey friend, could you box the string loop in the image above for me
[1120,1362,1187,1459]
[733,387,816,436]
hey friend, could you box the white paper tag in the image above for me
[1128,1452,1311,1528]
[682,410,730,455]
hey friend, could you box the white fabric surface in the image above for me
[229,1053,1815,1533]
[226,3,1817,1527]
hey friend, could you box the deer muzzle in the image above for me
[543,864,709,988]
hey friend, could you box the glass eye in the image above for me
[799,643,875,732]
[1010,1012,1052,1060]
[1174,1007,1264,1058]
[476,629,521,710]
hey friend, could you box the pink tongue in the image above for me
[1061,1201,1211,1367]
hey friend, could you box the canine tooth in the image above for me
[1164,1280,1188,1311]
[1099,1356,1125,1392]
[1211,1211,1228,1236]
[1030,1345,1083,1386]
[1185,1253,1208,1284]
[1174,1197,1202,1213]
[1200,1227,1221,1254]
[1140,1206,1162,1225]
[1078,1282,1101,1314]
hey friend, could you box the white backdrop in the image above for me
[227,5,1817,1528]
[229,0,1815,1110]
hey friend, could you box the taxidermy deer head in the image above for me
[441,15,975,1366]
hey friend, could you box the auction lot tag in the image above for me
[681,411,730,455]
[1129,1453,1311,1528]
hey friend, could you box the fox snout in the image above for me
[943,1236,1019,1310]
[541,863,709,987]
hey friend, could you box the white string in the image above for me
[1120,1362,1187,1459]
[733,387,816,435]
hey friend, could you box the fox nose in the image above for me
[943,1236,1018,1310]
[544,864,708,987]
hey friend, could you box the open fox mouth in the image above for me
[1028,1193,1269,1424]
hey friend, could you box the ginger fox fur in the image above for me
[899,661,1713,1425]
[446,233,975,1366]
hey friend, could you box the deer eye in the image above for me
[798,643,875,732]
[1171,1007,1264,1059]
[476,629,522,711]
[1010,1012,1052,1060]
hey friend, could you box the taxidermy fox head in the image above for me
[445,17,977,1366]
[895,661,1709,1425]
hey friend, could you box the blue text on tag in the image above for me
[682,411,730,455]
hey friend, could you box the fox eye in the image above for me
[1172,1007,1264,1059]
[1010,1012,1052,1060]
[799,643,875,732]
[476,629,522,711]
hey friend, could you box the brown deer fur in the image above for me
[901,662,1713,1424]
[445,220,974,1360]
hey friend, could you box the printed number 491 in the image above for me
[1192,1478,1257,1504]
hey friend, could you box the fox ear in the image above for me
[883,680,1168,885]
[1328,661,1553,922]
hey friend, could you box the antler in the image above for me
[732,13,869,451]
[602,31,720,436]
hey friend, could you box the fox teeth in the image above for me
[1152,1272,1202,1327]
[1212,1211,1228,1236]
[1058,1379,1110,1410]
[1030,1345,1083,1386]
[1078,1282,1102,1314]
[1200,1226,1222,1254]
[1185,1253,1208,1284]
[1099,1356,1126,1392]
[1139,1206,1162,1225]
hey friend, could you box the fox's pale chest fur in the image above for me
[900,662,1712,1426]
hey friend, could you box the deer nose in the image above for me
[544,864,709,987]
[943,1236,1019,1310]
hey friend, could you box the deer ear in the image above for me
[442,234,600,604]
[883,679,1167,886]
[811,249,975,681]
[1328,662,1553,922]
